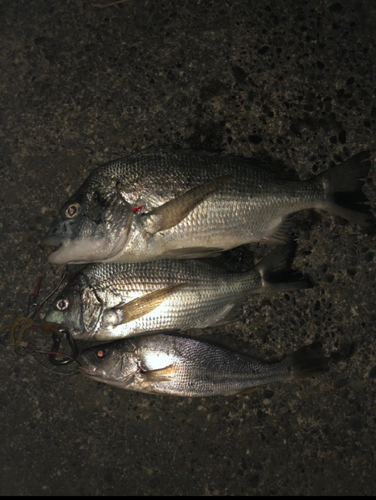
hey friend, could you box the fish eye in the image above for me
[65,203,80,218]
[56,298,69,311]
[96,348,106,358]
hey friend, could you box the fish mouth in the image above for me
[79,356,99,376]
[78,364,97,375]
[41,236,73,264]
[41,234,109,265]
[41,235,68,247]
[42,219,132,264]
[79,363,110,384]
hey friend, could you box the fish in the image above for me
[44,243,311,341]
[42,149,374,264]
[79,334,329,397]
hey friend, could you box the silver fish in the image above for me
[44,243,311,341]
[79,334,329,397]
[42,149,374,264]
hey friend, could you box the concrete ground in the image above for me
[0,0,375,495]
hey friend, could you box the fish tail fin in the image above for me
[255,242,312,293]
[317,151,375,228]
[281,342,330,381]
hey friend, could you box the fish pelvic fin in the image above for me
[282,342,330,381]
[114,284,188,324]
[141,175,234,234]
[317,151,375,228]
[255,242,313,293]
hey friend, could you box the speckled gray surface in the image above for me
[1,0,376,495]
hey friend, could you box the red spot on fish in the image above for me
[97,350,104,358]
[132,205,143,214]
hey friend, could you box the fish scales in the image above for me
[134,335,272,396]
[42,149,372,264]
[93,153,308,234]
[80,334,329,397]
[45,243,311,340]
[46,259,263,339]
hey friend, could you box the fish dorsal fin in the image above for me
[141,175,233,235]
[144,364,178,382]
[114,283,188,324]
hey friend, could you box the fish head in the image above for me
[42,174,134,264]
[79,340,139,385]
[44,276,103,339]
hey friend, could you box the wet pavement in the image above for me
[1,0,375,495]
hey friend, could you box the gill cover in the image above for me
[43,181,135,264]
[79,283,106,338]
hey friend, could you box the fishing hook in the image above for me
[48,328,79,366]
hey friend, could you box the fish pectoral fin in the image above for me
[141,175,234,234]
[115,283,188,324]
[144,364,178,382]
[233,387,258,396]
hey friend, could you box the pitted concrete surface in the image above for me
[0,0,375,495]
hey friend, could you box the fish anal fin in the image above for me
[285,342,330,380]
[115,283,188,324]
[201,302,244,328]
[255,242,313,293]
[259,215,295,245]
[142,175,234,235]
[144,364,177,382]
[318,151,375,228]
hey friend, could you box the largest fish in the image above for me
[42,149,374,264]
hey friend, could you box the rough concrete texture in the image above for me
[1,0,375,495]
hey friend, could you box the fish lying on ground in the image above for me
[42,149,374,264]
[79,334,329,397]
[44,243,311,340]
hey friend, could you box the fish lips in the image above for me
[41,235,72,264]
[42,214,133,264]
[79,357,111,383]
[79,361,131,389]
[79,352,102,375]
[79,361,97,376]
